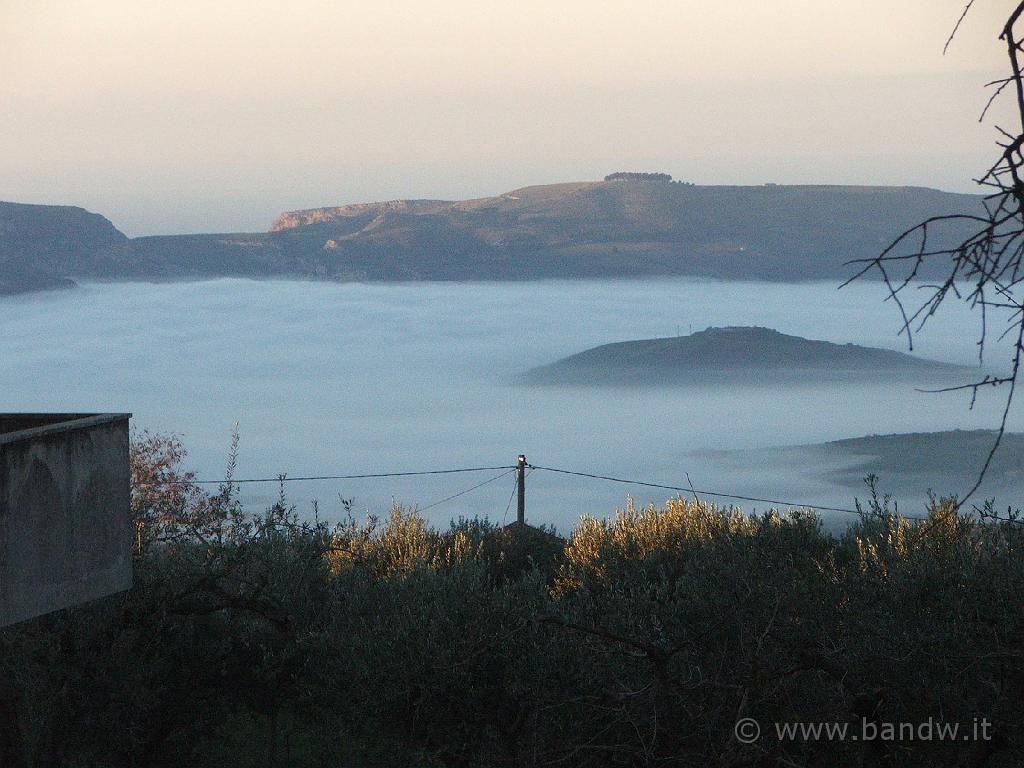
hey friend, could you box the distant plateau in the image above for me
[0,178,985,296]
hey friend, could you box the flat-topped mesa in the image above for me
[519,326,978,386]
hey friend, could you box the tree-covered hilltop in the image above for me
[603,171,673,181]
[0,181,985,295]
[1,433,1022,766]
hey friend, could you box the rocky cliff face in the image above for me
[270,199,453,231]
[261,182,984,282]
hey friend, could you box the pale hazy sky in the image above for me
[0,1,1016,235]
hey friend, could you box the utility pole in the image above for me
[516,454,527,525]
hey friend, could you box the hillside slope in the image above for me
[0,201,128,293]
[257,181,983,282]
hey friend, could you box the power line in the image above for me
[417,469,515,513]
[501,473,519,524]
[502,466,535,525]
[139,458,913,519]
[135,455,1007,525]
[527,463,932,521]
[146,465,517,486]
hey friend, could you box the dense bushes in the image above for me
[1,437,1023,766]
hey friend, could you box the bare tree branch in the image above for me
[845,2,1024,508]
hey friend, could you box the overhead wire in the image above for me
[417,469,516,513]
[501,473,519,524]
[147,465,518,486]
[501,466,535,524]
[526,463,934,521]
[135,456,1020,525]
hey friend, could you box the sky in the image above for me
[0,0,1017,236]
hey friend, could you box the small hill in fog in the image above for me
[519,326,975,385]
[693,429,1024,509]
[819,430,1024,486]
[703,430,1024,500]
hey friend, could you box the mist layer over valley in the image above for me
[3,277,1019,530]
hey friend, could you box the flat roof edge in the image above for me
[0,413,132,446]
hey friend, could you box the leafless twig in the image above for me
[845,2,1024,508]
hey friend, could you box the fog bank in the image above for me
[0,277,1017,530]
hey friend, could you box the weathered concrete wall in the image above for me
[0,414,132,627]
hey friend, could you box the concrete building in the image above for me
[0,413,132,627]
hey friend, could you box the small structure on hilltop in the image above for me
[0,413,133,627]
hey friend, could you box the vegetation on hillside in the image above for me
[1,433,1022,767]
[844,2,1024,503]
